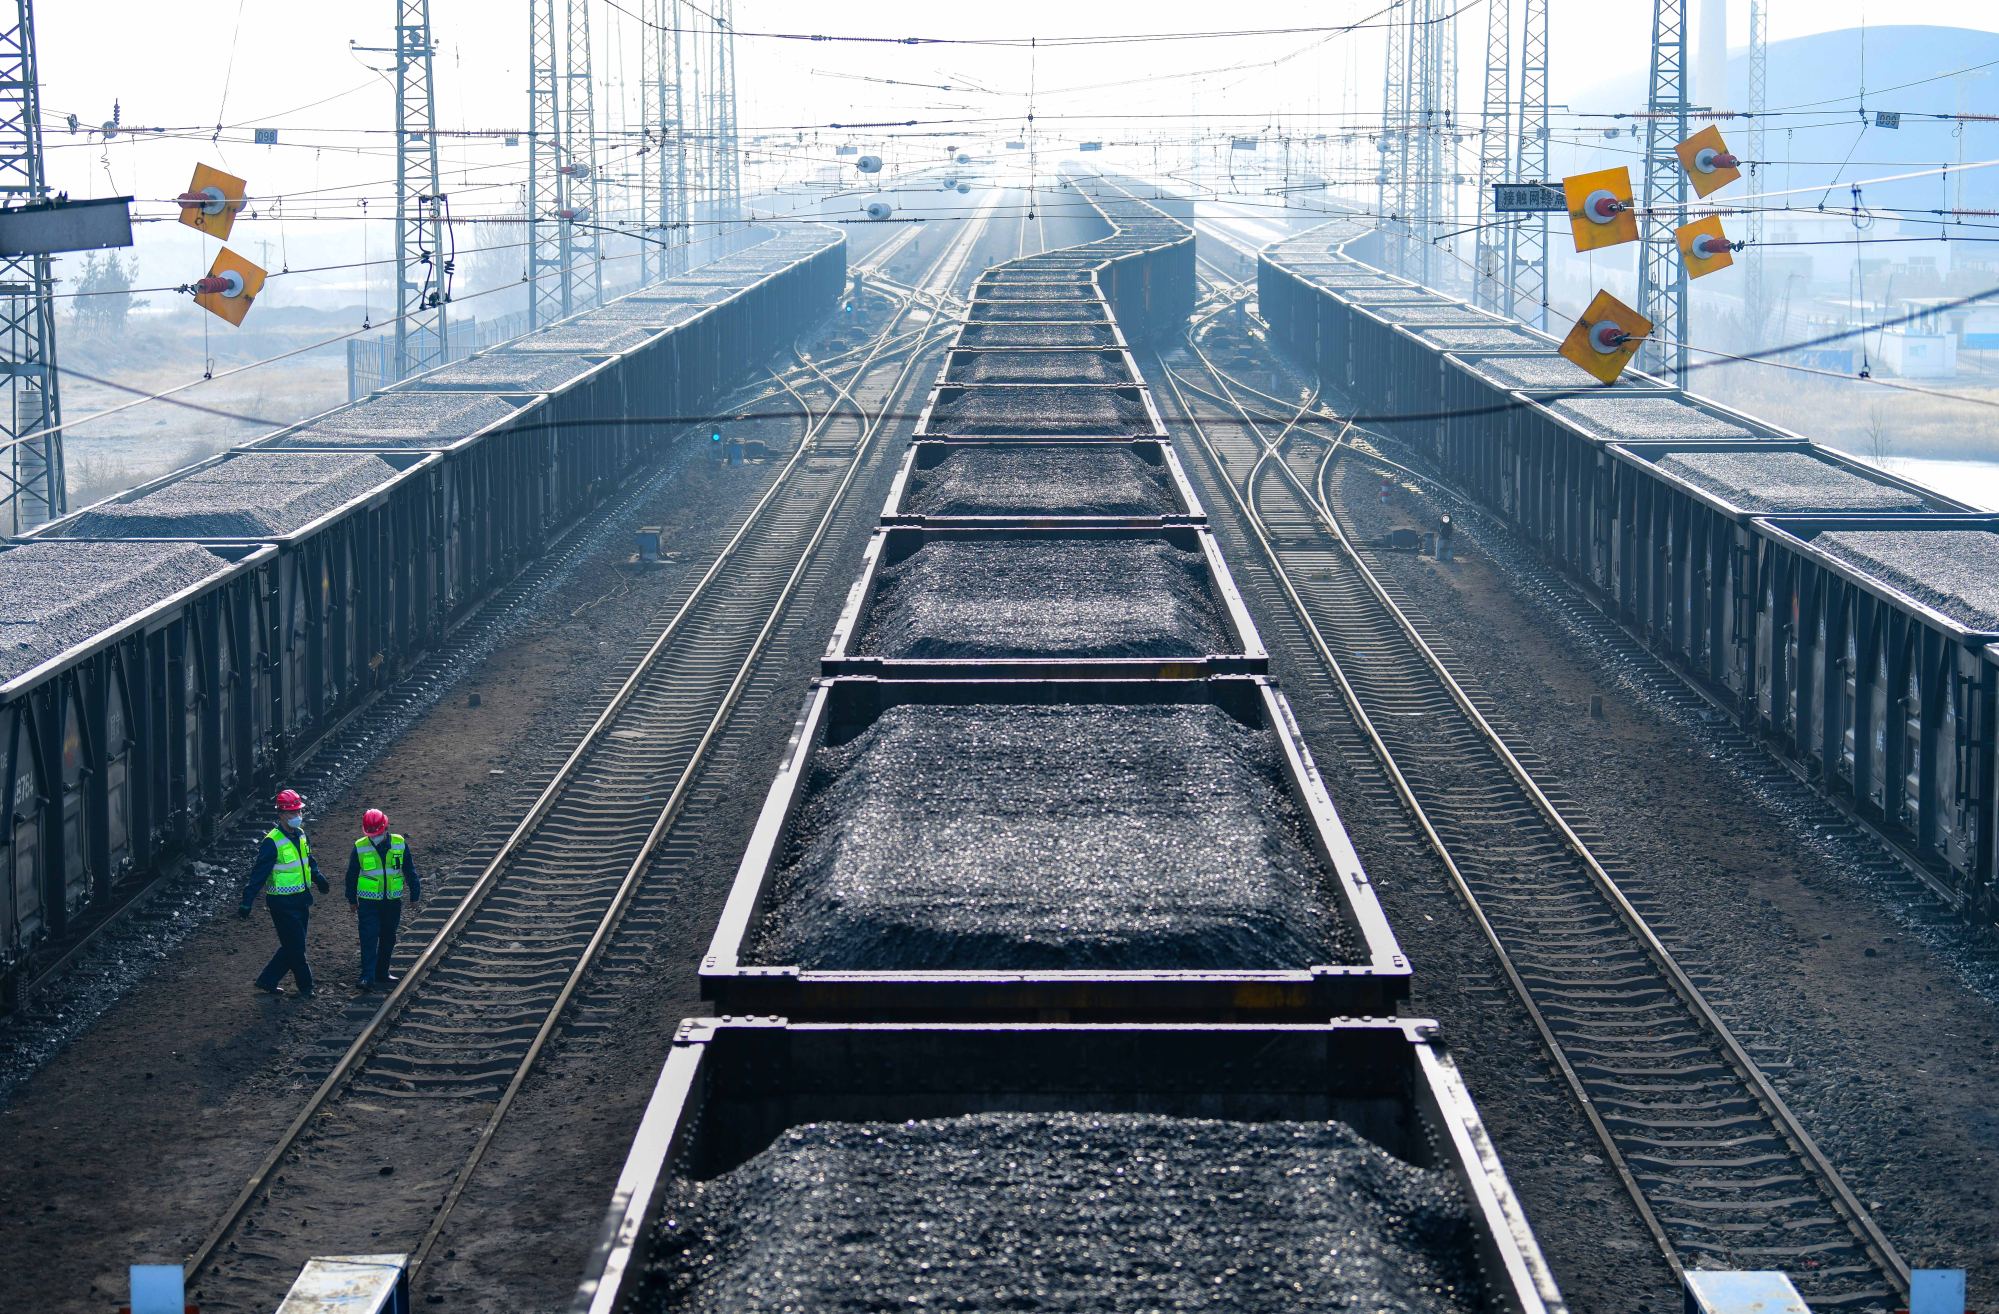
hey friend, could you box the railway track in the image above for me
[1152,275,1910,1310]
[183,202,1001,1311]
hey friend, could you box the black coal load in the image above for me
[959,322,1120,348]
[1816,529,1999,631]
[927,387,1153,436]
[1422,326,1547,353]
[402,352,602,392]
[853,536,1231,659]
[49,453,400,540]
[0,542,231,682]
[502,324,659,354]
[1655,450,1930,513]
[270,393,522,448]
[944,350,1133,385]
[1369,305,1498,326]
[748,702,1353,971]
[970,299,1110,322]
[902,445,1175,518]
[975,282,1099,300]
[1472,354,1625,392]
[585,298,713,324]
[1552,395,1756,441]
[638,1112,1485,1314]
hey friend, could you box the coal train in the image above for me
[1260,224,1999,925]
[571,174,1567,1314]
[0,227,845,1004]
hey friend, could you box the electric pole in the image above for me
[1472,0,1513,311]
[1743,0,1768,338]
[391,0,448,380]
[0,0,62,533]
[564,0,603,306]
[1637,0,1690,384]
[1513,0,1549,327]
[1377,6,1411,276]
[711,0,741,244]
[527,0,568,327]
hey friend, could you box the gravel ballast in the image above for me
[639,1112,1484,1314]
[1654,450,1932,513]
[925,387,1154,435]
[1815,529,1999,631]
[270,393,525,448]
[748,701,1354,971]
[51,453,402,540]
[402,353,603,392]
[902,445,1177,517]
[0,542,234,683]
[1551,395,1759,441]
[959,322,1120,348]
[944,350,1134,385]
[853,536,1232,659]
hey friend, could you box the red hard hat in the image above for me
[275,789,305,813]
[362,808,390,837]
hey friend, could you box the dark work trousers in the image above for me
[255,894,314,993]
[357,898,404,984]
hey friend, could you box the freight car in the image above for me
[1259,220,1999,920]
[0,227,846,1000]
[578,173,1559,1312]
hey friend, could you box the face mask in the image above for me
[284,813,303,829]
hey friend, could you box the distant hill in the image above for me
[1567,25,1999,214]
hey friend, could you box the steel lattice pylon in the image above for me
[1637,0,1690,383]
[1471,0,1512,311]
[0,0,61,534]
[1512,0,1549,326]
[527,0,568,327]
[1377,5,1412,276]
[393,0,449,380]
[564,0,603,306]
[710,0,740,240]
[665,0,689,275]
[1743,0,1768,338]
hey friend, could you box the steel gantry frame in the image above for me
[1471,0,1512,312]
[1377,9,1412,277]
[1743,0,1769,338]
[1513,0,1549,327]
[393,0,449,380]
[1637,0,1691,384]
[709,0,741,242]
[527,0,569,327]
[0,0,61,534]
[564,0,604,307]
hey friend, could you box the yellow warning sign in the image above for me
[1675,125,1742,199]
[178,163,249,240]
[1563,167,1638,253]
[1677,215,1735,278]
[194,248,267,327]
[1558,288,1654,385]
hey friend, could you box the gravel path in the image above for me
[638,1112,1485,1314]
[749,702,1353,971]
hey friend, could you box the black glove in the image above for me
[236,904,252,920]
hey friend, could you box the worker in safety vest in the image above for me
[345,808,422,991]
[237,788,330,997]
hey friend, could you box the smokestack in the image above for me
[1697,0,1730,109]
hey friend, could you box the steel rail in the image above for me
[182,211,996,1297]
[1153,274,1911,1306]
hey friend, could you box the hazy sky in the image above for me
[33,1,1999,305]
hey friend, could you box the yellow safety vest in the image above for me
[354,834,407,899]
[265,828,311,895]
